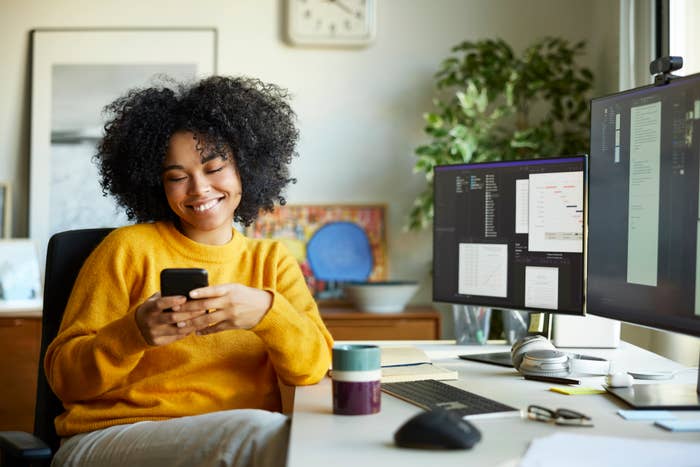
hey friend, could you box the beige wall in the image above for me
[0,0,637,343]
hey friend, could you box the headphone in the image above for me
[510,335,610,377]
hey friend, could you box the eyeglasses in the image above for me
[527,405,593,427]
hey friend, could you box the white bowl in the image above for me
[343,281,419,313]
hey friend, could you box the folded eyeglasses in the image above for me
[527,405,593,427]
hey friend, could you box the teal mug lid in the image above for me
[332,344,381,371]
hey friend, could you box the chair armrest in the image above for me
[0,431,52,461]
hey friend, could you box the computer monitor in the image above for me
[433,156,586,366]
[588,71,700,409]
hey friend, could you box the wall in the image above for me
[1,0,618,339]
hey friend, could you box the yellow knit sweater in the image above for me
[45,221,333,437]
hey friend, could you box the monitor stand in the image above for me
[605,351,700,409]
[456,311,552,369]
[605,384,700,409]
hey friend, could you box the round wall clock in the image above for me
[286,0,377,47]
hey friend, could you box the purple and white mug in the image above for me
[331,344,381,415]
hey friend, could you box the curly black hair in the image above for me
[95,75,299,226]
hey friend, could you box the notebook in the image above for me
[380,346,458,383]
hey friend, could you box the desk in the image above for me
[288,341,700,466]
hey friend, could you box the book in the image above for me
[380,346,459,383]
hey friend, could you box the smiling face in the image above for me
[162,131,242,245]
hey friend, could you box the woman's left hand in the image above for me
[171,283,273,335]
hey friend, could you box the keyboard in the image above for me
[381,380,521,419]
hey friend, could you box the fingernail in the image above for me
[190,291,199,298]
[177,321,186,328]
[172,305,181,311]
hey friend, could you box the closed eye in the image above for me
[166,175,187,182]
[207,167,224,174]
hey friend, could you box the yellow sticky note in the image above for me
[549,387,606,395]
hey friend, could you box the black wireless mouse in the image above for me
[394,408,482,450]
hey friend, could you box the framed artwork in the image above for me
[246,205,387,303]
[0,240,42,311]
[0,182,10,238]
[29,28,217,267]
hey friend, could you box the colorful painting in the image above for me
[246,205,387,302]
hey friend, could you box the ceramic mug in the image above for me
[331,344,381,415]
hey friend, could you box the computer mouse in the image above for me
[394,408,482,450]
[606,372,634,388]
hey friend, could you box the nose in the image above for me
[187,172,211,195]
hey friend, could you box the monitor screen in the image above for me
[587,72,700,338]
[433,156,586,314]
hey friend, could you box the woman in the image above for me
[45,76,333,466]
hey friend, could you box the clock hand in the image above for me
[327,0,357,17]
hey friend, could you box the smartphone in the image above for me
[160,268,209,304]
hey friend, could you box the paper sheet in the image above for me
[519,433,700,467]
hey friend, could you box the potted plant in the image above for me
[409,37,594,230]
[410,37,594,342]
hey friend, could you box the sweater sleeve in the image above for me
[44,232,151,403]
[251,243,333,386]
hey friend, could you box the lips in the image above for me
[188,197,222,213]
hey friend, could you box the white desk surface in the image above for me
[288,341,700,467]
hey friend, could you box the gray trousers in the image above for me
[52,409,290,467]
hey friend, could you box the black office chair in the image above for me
[0,228,114,466]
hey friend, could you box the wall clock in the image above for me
[286,0,377,47]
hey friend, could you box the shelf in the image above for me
[320,306,441,340]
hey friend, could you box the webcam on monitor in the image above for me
[650,56,683,85]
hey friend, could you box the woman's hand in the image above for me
[172,284,273,335]
[135,293,209,346]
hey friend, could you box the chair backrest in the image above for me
[35,228,113,453]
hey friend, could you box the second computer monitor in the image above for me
[587,72,700,338]
[433,156,586,314]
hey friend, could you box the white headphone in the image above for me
[511,335,610,377]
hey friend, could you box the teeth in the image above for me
[192,199,218,212]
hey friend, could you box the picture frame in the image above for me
[0,239,42,312]
[0,182,10,238]
[245,204,387,304]
[29,28,217,267]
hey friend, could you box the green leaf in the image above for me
[407,35,594,230]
